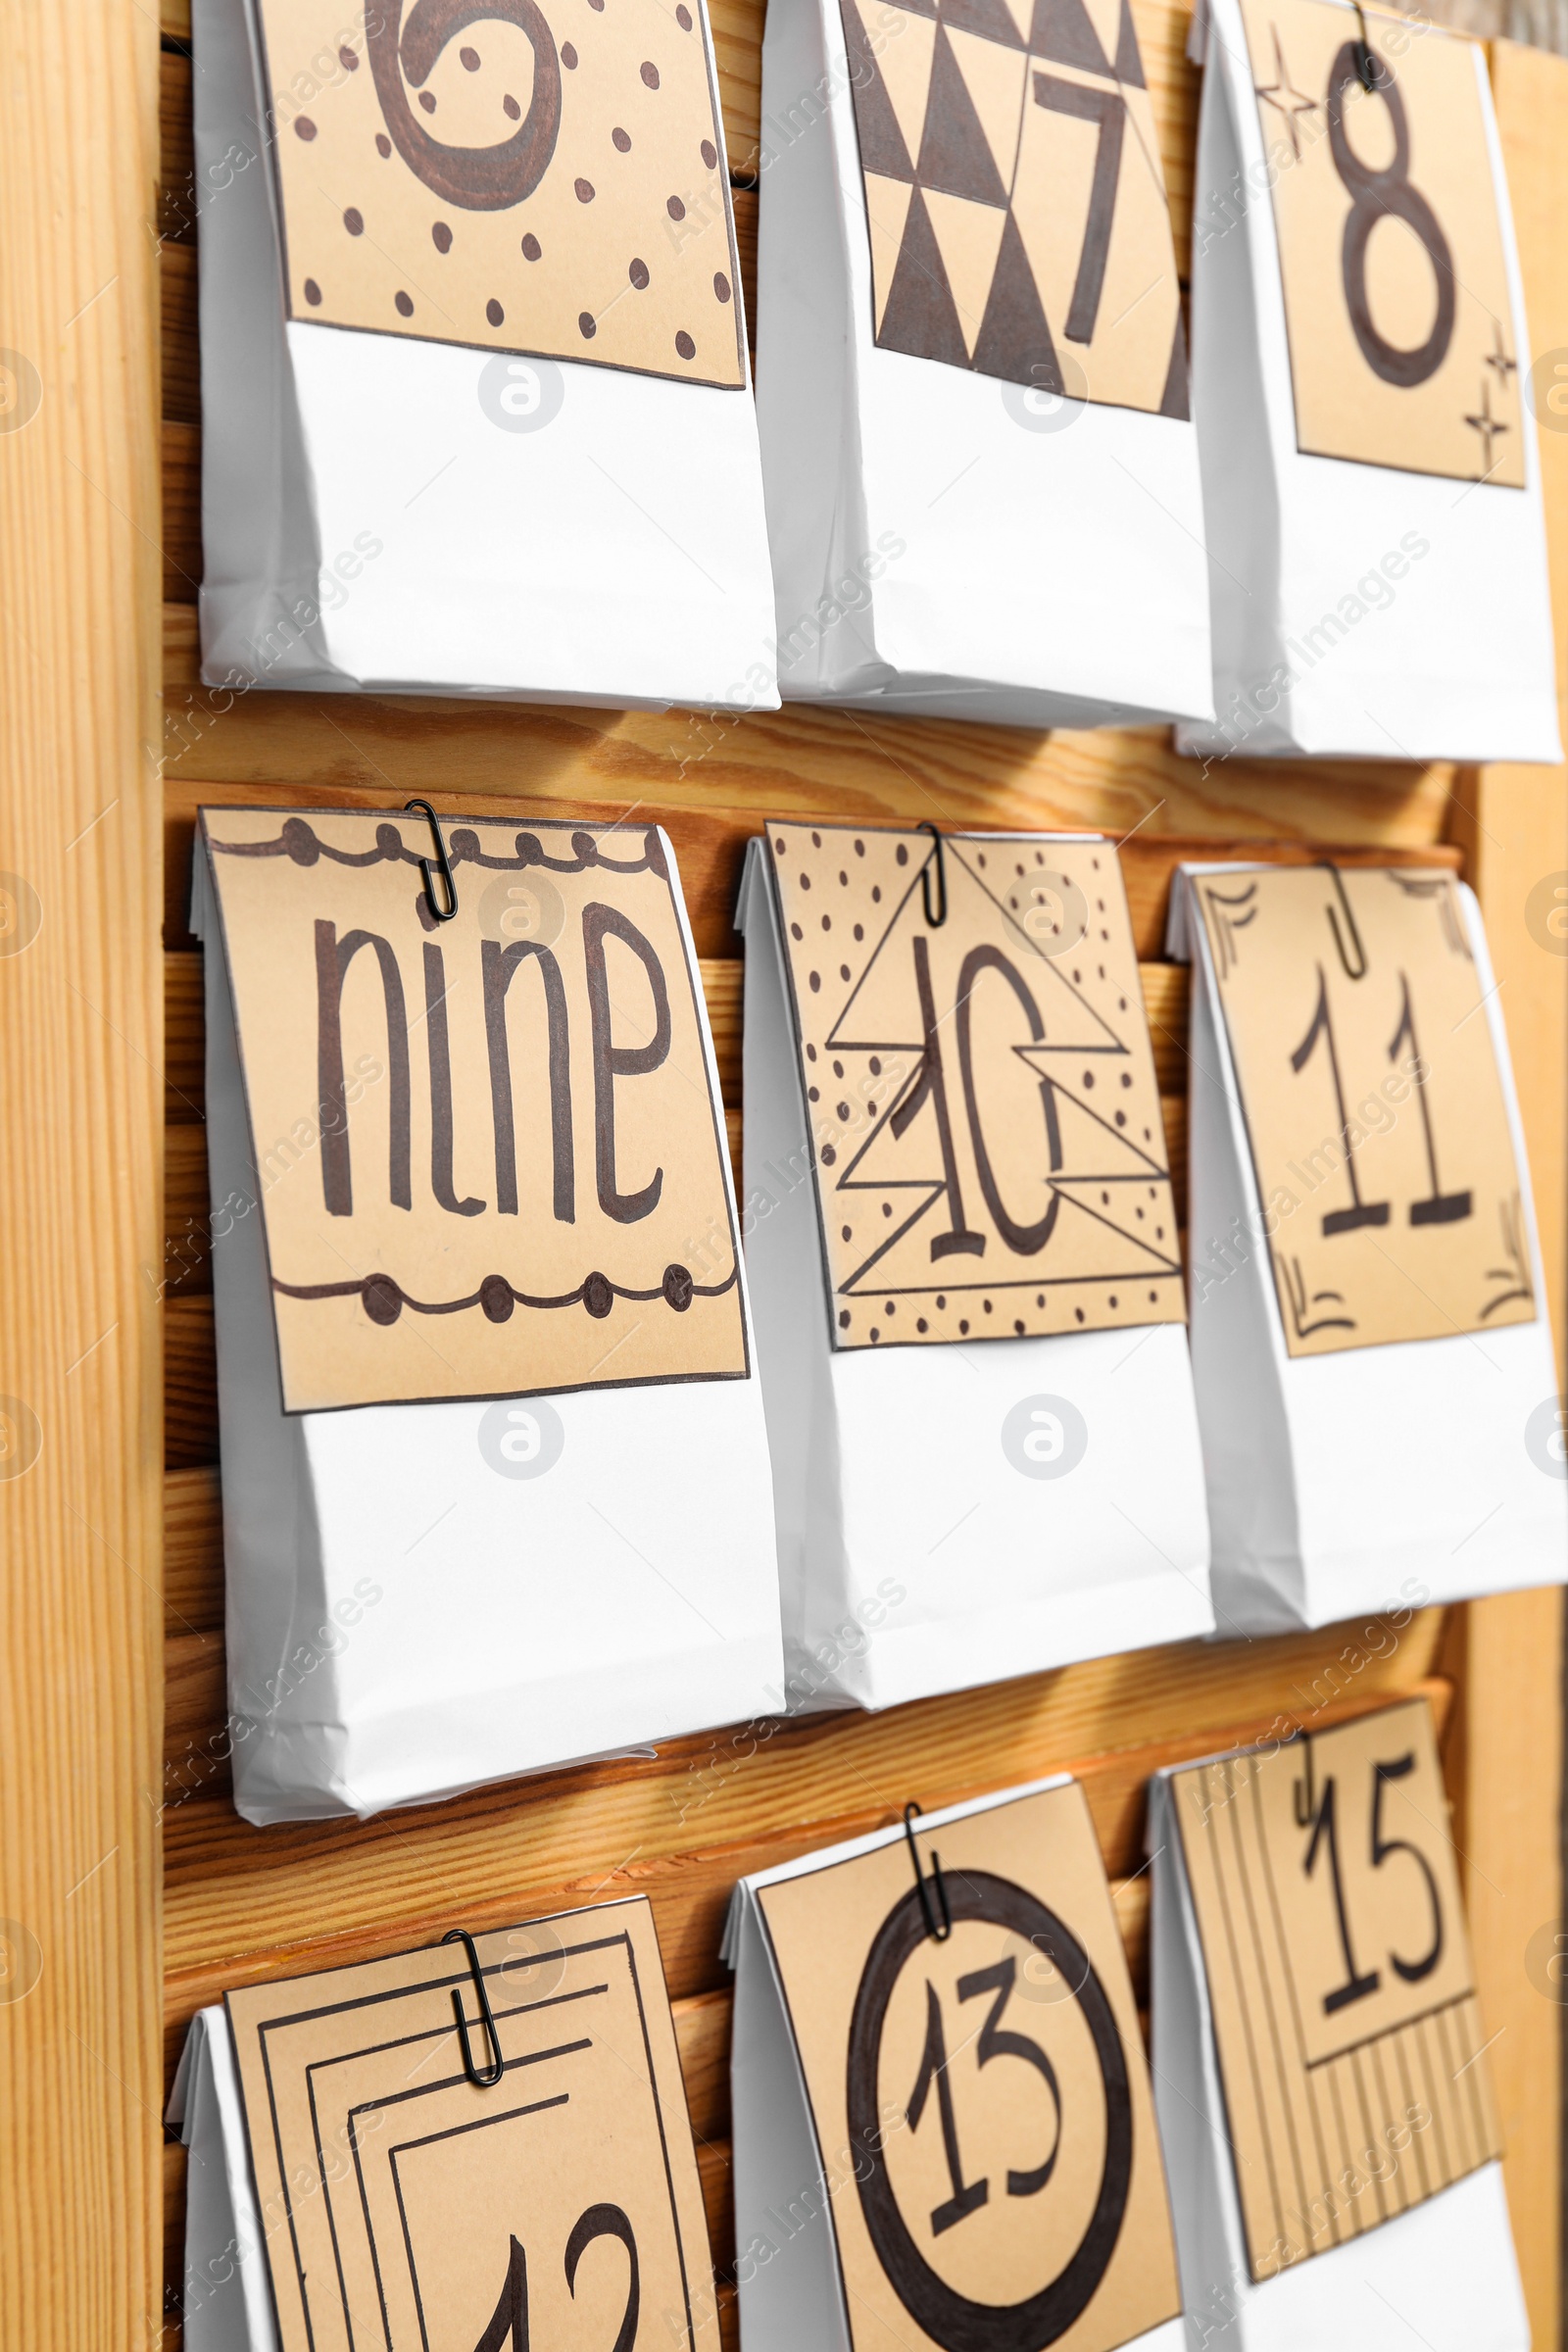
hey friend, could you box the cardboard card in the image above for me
[224,1897,713,2352]
[843,0,1189,415]
[755,1782,1182,2352]
[1240,0,1523,485]
[1193,863,1533,1356]
[201,808,747,1411]
[1170,1698,1499,2282]
[764,822,1183,1348]
[257,0,745,387]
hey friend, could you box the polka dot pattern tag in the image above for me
[260,0,746,385]
[764,820,1184,1350]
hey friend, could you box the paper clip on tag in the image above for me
[903,1801,953,1942]
[442,1926,505,2087]
[407,797,459,925]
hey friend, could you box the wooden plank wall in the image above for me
[0,4,165,2350]
[141,7,1568,2350]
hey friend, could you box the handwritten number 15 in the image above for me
[1299,1752,1445,2018]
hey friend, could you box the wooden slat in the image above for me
[160,780,1460,960]
[165,1467,222,1635]
[165,1296,217,1469]
[159,48,194,245]
[162,419,200,604]
[1438,46,1568,2349]
[160,1635,1450,2039]
[0,0,165,2345]
[161,238,198,426]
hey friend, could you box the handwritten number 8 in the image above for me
[1327,43,1455,389]
[473,2205,639,2352]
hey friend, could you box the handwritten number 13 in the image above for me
[473,2205,638,2352]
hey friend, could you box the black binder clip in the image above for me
[1349,0,1378,94]
[1321,861,1369,981]
[903,1801,953,1942]
[917,823,948,930]
[443,1927,505,2087]
[407,797,459,923]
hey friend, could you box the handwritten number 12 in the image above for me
[473,2205,639,2352]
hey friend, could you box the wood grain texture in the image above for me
[161,776,1458,958]
[1440,45,1568,2350]
[160,1625,1449,2033]
[0,1,165,2346]
[143,5,1566,2338]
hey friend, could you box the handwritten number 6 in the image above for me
[1326,43,1455,389]
[473,2205,639,2352]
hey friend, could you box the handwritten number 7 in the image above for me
[1032,74,1125,344]
[473,2206,639,2352]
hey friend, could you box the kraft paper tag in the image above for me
[201,807,747,1412]
[1239,0,1523,485]
[1170,1697,1499,2282]
[764,822,1182,1348]
[224,1898,714,2352]
[1193,863,1533,1355]
[755,1784,1181,2352]
[257,0,745,387]
[843,0,1188,415]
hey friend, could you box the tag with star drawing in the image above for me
[763,823,1184,1350]
[839,0,1189,416]
[1240,0,1523,485]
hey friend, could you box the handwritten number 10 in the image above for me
[1299,1751,1445,2018]
[473,2205,639,2352]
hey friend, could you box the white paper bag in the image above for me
[190,814,782,1824]
[1169,862,1567,1634]
[168,2008,281,2352]
[1179,0,1559,763]
[725,1779,1187,2352]
[191,0,777,708]
[752,0,1213,723]
[737,826,1212,1715]
[1148,1765,1531,2352]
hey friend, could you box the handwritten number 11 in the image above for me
[1289,965,1471,1237]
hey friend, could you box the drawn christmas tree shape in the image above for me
[794,837,1180,1310]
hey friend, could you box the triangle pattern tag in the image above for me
[924,190,1011,355]
[945,23,1030,190]
[875,183,973,368]
[970,207,1061,387]
[1028,0,1114,74]
[915,23,1011,205]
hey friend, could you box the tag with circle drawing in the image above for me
[842,0,1187,415]
[765,822,1182,1349]
[223,1897,715,2352]
[257,0,746,385]
[754,1783,1180,2352]
[1169,1698,1499,2282]
[200,807,746,1412]
[1239,0,1523,484]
